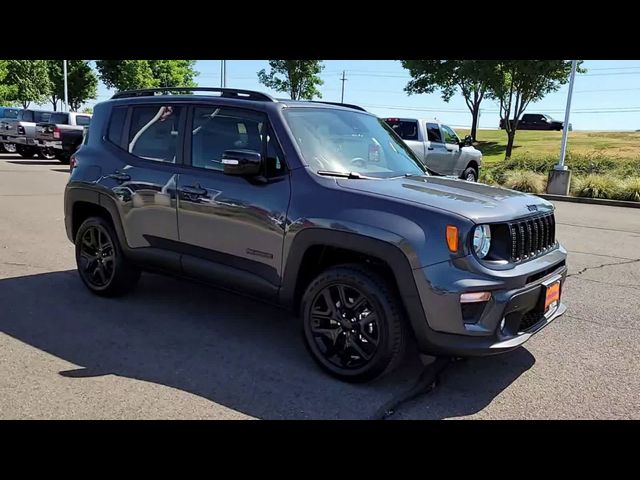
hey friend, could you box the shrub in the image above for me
[572,174,621,199]
[617,178,640,202]
[503,170,546,193]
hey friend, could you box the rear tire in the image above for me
[461,166,478,182]
[38,147,56,160]
[75,216,141,297]
[16,145,36,158]
[300,264,407,383]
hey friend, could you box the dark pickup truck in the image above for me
[0,107,20,153]
[0,108,57,158]
[500,114,572,131]
[35,111,92,163]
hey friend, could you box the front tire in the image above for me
[75,217,140,297]
[301,264,407,383]
[462,166,478,182]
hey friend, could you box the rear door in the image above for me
[422,122,451,174]
[100,103,183,250]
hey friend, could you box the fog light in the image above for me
[460,292,491,303]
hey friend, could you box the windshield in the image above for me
[283,108,427,178]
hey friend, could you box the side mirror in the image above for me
[460,135,473,147]
[222,149,262,177]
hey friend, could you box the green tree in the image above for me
[149,60,198,88]
[402,60,500,141]
[257,60,324,100]
[0,60,17,105]
[488,60,584,159]
[81,106,93,114]
[47,60,98,111]
[4,60,51,109]
[96,60,198,92]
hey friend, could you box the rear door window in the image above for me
[50,113,70,124]
[128,104,183,163]
[33,111,51,122]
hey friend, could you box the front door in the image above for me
[423,122,451,174]
[176,105,291,299]
[439,124,462,176]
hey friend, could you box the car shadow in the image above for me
[7,160,62,166]
[0,270,535,419]
[50,168,70,173]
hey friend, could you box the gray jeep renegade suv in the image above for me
[64,87,568,382]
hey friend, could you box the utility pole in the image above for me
[340,70,347,103]
[220,60,227,88]
[547,59,577,195]
[63,60,69,112]
[557,59,577,170]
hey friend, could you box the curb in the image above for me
[537,193,640,209]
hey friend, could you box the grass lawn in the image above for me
[454,128,640,164]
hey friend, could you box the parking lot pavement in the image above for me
[1,153,639,419]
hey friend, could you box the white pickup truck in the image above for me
[384,117,482,182]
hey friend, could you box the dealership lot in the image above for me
[0,153,638,419]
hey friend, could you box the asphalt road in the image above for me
[1,153,638,419]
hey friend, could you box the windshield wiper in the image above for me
[316,170,366,179]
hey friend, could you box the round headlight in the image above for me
[473,225,492,258]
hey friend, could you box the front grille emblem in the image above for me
[527,204,538,212]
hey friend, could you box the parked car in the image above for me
[383,117,482,182]
[64,87,567,383]
[500,113,572,131]
[35,111,92,163]
[0,108,56,159]
[0,107,20,153]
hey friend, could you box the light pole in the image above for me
[340,70,347,103]
[63,60,69,112]
[546,59,577,195]
[220,60,226,88]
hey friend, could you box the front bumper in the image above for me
[410,245,568,357]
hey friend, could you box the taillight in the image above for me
[53,127,61,139]
[69,155,77,172]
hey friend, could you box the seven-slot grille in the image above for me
[509,213,556,262]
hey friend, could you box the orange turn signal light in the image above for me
[446,225,458,253]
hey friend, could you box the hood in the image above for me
[336,175,553,223]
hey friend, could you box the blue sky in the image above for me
[87,60,640,131]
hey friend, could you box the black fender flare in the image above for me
[279,228,431,347]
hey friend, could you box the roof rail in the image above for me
[309,101,368,112]
[111,87,276,102]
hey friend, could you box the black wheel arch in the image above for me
[280,228,430,348]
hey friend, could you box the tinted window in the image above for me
[75,115,91,126]
[426,123,443,143]
[441,125,459,144]
[0,108,19,119]
[50,113,70,124]
[33,111,51,122]
[21,110,33,122]
[190,106,264,171]
[128,105,182,162]
[107,107,127,147]
[385,119,418,141]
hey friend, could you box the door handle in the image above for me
[427,147,434,151]
[106,171,131,182]
[181,185,208,196]
[446,148,454,152]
